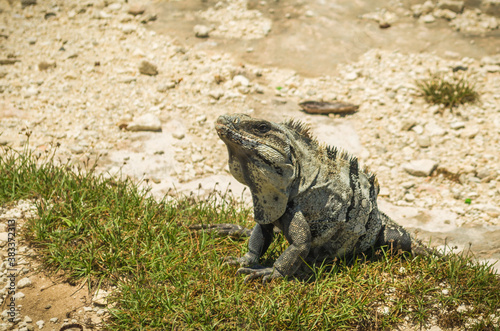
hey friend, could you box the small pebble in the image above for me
[36,320,44,329]
[17,277,32,289]
[138,60,158,76]
[193,25,210,38]
[128,4,146,16]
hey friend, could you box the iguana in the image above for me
[196,113,439,283]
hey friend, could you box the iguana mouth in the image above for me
[215,122,260,150]
[215,114,289,160]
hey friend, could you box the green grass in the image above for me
[1,145,499,330]
[416,73,479,109]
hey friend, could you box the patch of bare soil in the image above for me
[0,202,109,331]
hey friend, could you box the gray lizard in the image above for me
[198,113,439,283]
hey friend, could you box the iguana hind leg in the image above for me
[377,212,412,253]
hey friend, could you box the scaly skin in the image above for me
[201,114,440,283]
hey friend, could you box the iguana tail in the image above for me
[377,212,444,259]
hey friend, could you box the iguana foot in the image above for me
[189,223,252,239]
[236,266,284,284]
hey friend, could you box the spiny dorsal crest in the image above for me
[282,118,378,189]
[282,119,314,141]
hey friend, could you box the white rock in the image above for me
[132,48,145,57]
[461,126,479,138]
[128,4,146,16]
[13,292,25,299]
[165,120,186,139]
[196,115,207,124]
[17,277,32,289]
[344,72,358,81]
[411,4,424,16]
[476,168,491,179]
[420,14,436,23]
[120,76,136,84]
[98,11,112,19]
[253,84,264,94]
[127,114,162,132]
[437,0,464,13]
[417,135,431,148]
[422,0,436,14]
[450,121,465,130]
[93,289,110,306]
[425,122,446,136]
[405,193,416,202]
[444,51,460,58]
[481,55,500,65]
[401,119,417,131]
[25,87,39,97]
[194,25,210,38]
[412,125,424,135]
[23,316,32,323]
[120,24,137,34]
[107,3,122,11]
[35,320,44,329]
[483,65,500,73]
[402,159,438,177]
[232,75,249,87]
[379,306,390,315]
[191,154,204,163]
[157,81,176,92]
[433,8,457,20]
[305,10,315,17]
[70,146,84,154]
[49,317,58,323]
[172,131,185,140]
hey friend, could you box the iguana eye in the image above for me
[256,123,270,134]
[233,118,240,125]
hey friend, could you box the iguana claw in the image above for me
[236,266,283,284]
[222,251,259,267]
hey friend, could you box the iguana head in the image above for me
[216,114,296,224]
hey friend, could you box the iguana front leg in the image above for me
[237,210,312,283]
[224,222,274,267]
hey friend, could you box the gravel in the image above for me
[361,0,500,33]
[0,0,498,227]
